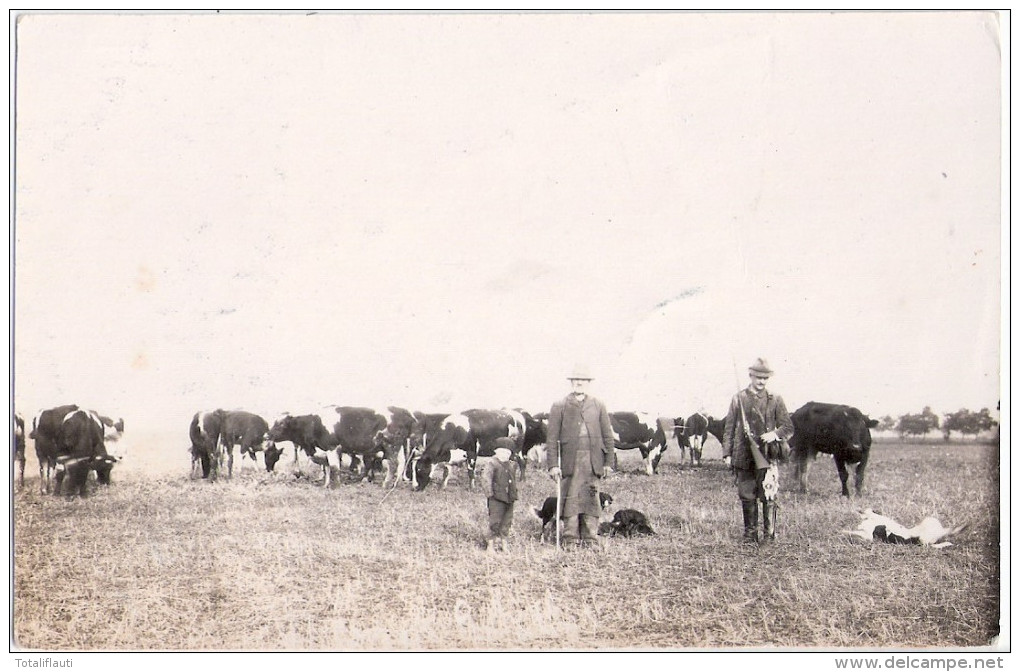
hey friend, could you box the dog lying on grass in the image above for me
[598,509,657,538]
[844,509,967,549]
[534,492,613,540]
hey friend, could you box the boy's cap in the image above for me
[493,437,516,451]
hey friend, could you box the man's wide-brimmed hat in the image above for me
[749,358,774,377]
[567,363,594,380]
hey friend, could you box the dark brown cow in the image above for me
[790,401,879,497]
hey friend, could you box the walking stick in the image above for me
[555,441,562,550]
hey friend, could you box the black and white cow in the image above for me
[31,405,124,497]
[267,413,341,486]
[14,412,26,488]
[512,408,548,481]
[609,412,675,475]
[321,406,420,487]
[411,408,525,491]
[790,401,879,497]
[219,410,275,476]
[189,409,225,479]
[679,412,710,467]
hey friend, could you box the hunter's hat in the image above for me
[749,358,774,377]
[567,363,594,380]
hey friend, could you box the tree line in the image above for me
[873,406,999,441]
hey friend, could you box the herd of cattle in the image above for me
[13,400,880,500]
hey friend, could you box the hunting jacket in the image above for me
[722,388,794,471]
[545,394,615,477]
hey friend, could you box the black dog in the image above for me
[599,509,656,538]
[534,492,613,538]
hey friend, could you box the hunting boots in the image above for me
[762,501,778,542]
[741,500,759,543]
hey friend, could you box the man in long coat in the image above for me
[546,364,615,546]
[722,357,794,543]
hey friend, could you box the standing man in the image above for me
[546,363,615,547]
[722,358,794,543]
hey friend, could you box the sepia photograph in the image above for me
[8,9,1007,664]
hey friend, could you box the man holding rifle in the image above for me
[546,364,615,548]
[722,358,795,544]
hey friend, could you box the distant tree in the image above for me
[941,407,997,441]
[876,415,896,432]
[897,407,940,439]
[942,409,968,441]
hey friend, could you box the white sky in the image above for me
[11,11,1005,434]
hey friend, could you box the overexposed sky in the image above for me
[12,11,1004,432]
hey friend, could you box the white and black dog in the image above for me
[844,509,967,549]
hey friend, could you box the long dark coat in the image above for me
[545,394,615,476]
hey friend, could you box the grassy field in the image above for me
[11,435,1001,651]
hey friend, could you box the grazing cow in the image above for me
[267,413,343,486]
[189,410,225,479]
[534,492,613,540]
[219,410,275,477]
[599,509,657,537]
[411,409,525,491]
[407,412,455,487]
[844,509,967,548]
[679,412,710,467]
[320,406,420,487]
[14,413,26,488]
[31,405,124,495]
[31,406,123,497]
[790,401,879,497]
[610,412,674,475]
[33,404,80,493]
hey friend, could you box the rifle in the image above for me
[732,360,778,500]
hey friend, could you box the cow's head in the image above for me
[837,407,878,463]
[262,440,281,472]
[267,416,292,443]
[412,455,435,491]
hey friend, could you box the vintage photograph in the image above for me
[10,10,1005,659]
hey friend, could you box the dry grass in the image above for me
[12,437,1000,651]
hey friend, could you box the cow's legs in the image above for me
[834,457,851,497]
[794,455,812,493]
[691,436,704,466]
[853,455,869,496]
[440,464,452,489]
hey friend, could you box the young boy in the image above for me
[482,437,518,552]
